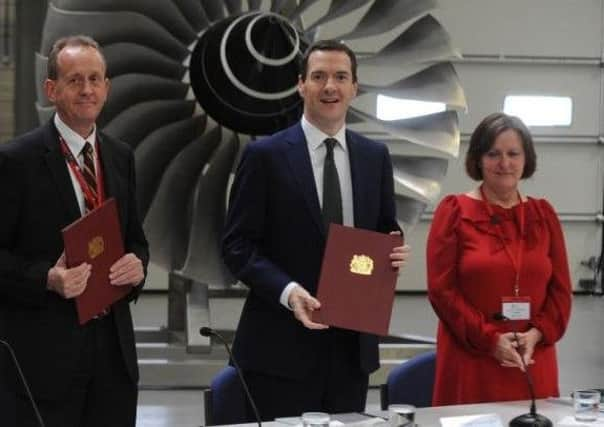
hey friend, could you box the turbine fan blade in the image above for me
[99,74,189,125]
[395,195,427,229]
[35,104,55,124]
[271,0,298,15]
[42,3,189,61]
[348,109,460,157]
[52,0,198,44]
[34,53,49,107]
[249,0,263,11]
[391,156,448,203]
[135,115,207,217]
[179,132,240,286]
[103,43,187,80]
[357,15,459,68]
[287,0,322,20]
[360,63,467,109]
[200,0,226,22]
[224,0,244,15]
[307,0,371,32]
[173,0,210,31]
[144,123,222,270]
[391,155,449,181]
[103,100,196,147]
[340,0,437,41]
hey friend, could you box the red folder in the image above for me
[62,198,128,324]
[311,224,402,336]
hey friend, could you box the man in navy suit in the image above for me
[222,39,410,420]
[0,35,148,427]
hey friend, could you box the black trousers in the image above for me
[243,328,369,422]
[16,313,137,427]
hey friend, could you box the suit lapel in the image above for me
[43,121,81,222]
[347,130,368,229]
[96,132,118,200]
[96,132,127,230]
[284,124,324,236]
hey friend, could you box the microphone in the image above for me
[492,314,552,427]
[490,214,500,225]
[200,327,261,427]
[0,339,46,427]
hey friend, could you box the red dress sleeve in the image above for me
[530,199,573,345]
[427,195,500,355]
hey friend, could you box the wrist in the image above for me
[529,327,543,344]
[47,267,58,291]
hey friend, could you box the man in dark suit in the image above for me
[222,39,410,421]
[0,35,148,427]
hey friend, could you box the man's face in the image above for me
[298,50,358,135]
[45,45,109,137]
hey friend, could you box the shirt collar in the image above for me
[54,114,97,157]
[301,115,347,152]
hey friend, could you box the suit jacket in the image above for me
[0,119,149,399]
[222,122,399,380]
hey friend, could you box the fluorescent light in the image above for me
[503,95,572,126]
[376,95,446,121]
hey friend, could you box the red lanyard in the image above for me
[480,185,525,296]
[59,135,104,210]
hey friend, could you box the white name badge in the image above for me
[501,296,531,320]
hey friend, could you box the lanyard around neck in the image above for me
[479,185,525,296]
[59,135,104,211]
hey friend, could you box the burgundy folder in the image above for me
[311,224,402,336]
[62,198,128,324]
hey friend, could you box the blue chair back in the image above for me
[204,366,249,425]
[383,350,436,409]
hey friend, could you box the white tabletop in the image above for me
[219,398,578,427]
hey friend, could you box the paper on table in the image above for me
[274,414,385,427]
[440,413,503,427]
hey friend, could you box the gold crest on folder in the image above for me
[350,255,373,276]
[88,236,105,259]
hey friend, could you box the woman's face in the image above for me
[480,129,526,193]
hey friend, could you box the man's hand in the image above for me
[109,253,144,286]
[47,252,91,299]
[288,286,328,330]
[389,231,410,271]
[493,332,525,370]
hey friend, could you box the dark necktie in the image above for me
[81,142,97,212]
[322,138,343,231]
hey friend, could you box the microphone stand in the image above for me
[200,327,262,427]
[0,339,45,427]
[493,315,552,427]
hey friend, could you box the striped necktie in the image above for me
[81,142,97,212]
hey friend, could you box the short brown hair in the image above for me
[47,35,106,80]
[465,112,537,180]
[300,39,357,83]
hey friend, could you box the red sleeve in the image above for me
[530,199,572,345]
[427,195,500,355]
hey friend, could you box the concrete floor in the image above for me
[134,293,604,427]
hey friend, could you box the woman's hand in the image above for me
[515,327,543,367]
[493,332,524,370]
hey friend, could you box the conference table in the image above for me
[219,398,586,427]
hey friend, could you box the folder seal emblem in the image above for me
[350,255,373,276]
[88,236,105,259]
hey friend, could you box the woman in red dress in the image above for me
[427,113,572,405]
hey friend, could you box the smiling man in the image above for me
[222,39,410,421]
[0,35,148,427]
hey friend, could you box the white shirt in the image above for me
[54,114,98,215]
[279,116,355,308]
